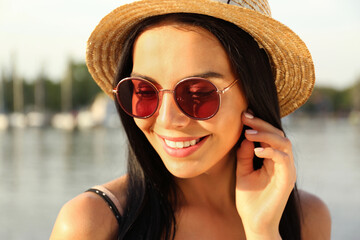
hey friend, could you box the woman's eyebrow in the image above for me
[130,71,225,83]
[188,71,225,79]
[130,72,157,83]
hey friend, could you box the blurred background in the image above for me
[0,0,359,239]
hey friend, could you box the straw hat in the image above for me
[86,0,315,117]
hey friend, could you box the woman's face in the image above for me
[132,23,247,178]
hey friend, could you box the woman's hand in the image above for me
[235,112,296,240]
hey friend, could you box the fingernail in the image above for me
[254,147,264,153]
[245,129,258,135]
[244,112,254,119]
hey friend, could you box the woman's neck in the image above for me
[175,151,237,211]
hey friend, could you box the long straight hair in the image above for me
[114,13,302,240]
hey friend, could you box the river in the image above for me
[0,117,359,239]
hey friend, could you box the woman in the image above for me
[50,0,331,239]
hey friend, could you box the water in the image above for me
[284,117,360,239]
[0,118,359,239]
[0,127,128,239]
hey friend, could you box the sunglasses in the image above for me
[113,77,238,120]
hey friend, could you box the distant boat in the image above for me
[51,60,76,131]
[89,93,121,129]
[77,93,120,129]
[0,114,9,131]
[77,110,96,130]
[51,112,76,131]
[0,69,8,131]
[348,111,360,125]
[8,71,27,127]
[28,68,47,128]
[9,112,26,128]
[8,54,27,128]
[27,111,47,128]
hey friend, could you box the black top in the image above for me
[86,188,122,226]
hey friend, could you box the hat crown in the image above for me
[213,0,271,16]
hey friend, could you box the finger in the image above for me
[254,147,296,182]
[254,147,289,164]
[236,139,255,176]
[242,112,284,137]
[245,129,292,154]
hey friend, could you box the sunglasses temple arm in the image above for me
[219,79,238,94]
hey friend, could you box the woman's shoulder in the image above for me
[298,189,331,240]
[50,175,128,240]
[102,174,128,211]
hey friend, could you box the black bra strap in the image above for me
[86,188,122,225]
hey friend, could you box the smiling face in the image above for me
[132,23,247,178]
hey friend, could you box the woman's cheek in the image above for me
[134,118,152,134]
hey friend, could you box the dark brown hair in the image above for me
[115,13,302,240]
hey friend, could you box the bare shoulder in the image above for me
[50,175,128,240]
[50,192,119,239]
[103,174,129,211]
[298,189,331,240]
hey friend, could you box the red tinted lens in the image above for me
[175,79,219,119]
[117,79,158,118]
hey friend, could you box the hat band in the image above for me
[212,0,271,16]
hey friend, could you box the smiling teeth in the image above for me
[164,139,200,149]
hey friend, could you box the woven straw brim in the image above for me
[86,0,315,117]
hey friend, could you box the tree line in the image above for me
[0,60,359,116]
[299,79,360,116]
[0,61,102,114]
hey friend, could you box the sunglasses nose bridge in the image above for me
[157,89,176,109]
[158,89,175,94]
[158,89,175,104]
[156,88,192,126]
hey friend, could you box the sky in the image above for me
[1,0,359,89]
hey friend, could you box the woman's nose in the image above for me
[156,92,191,128]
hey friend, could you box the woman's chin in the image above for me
[163,160,203,179]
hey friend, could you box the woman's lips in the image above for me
[157,135,209,158]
